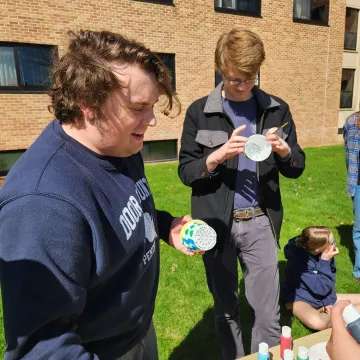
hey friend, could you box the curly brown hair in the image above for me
[48,30,180,124]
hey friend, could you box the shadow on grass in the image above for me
[169,261,291,359]
[336,224,355,265]
[168,308,219,360]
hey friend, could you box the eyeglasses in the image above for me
[224,78,256,86]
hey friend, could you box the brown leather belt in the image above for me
[233,206,265,221]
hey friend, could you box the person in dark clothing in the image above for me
[0,30,195,360]
[178,28,305,359]
[283,226,360,330]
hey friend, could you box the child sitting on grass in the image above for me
[282,226,360,330]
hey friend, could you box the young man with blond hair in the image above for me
[178,28,305,359]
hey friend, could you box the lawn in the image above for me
[0,145,356,359]
[146,145,357,360]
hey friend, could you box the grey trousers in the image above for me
[203,215,280,360]
[117,322,158,360]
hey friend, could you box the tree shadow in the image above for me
[169,260,291,359]
[336,224,355,265]
[168,308,219,360]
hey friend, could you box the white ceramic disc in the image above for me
[193,224,217,251]
[244,134,272,162]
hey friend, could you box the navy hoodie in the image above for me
[282,237,337,308]
[0,120,174,360]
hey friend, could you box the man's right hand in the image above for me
[326,300,360,360]
[206,125,248,172]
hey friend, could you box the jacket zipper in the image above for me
[256,111,265,182]
[257,110,279,247]
[215,111,236,256]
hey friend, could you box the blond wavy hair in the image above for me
[215,28,265,76]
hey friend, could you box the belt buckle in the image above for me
[245,209,252,219]
[233,210,242,222]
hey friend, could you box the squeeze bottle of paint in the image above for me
[283,349,294,360]
[280,326,292,359]
[258,342,269,360]
[296,346,309,360]
[342,304,360,343]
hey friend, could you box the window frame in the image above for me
[293,0,330,26]
[0,42,58,94]
[131,0,174,5]
[156,52,176,91]
[340,68,356,109]
[344,7,359,51]
[214,0,262,18]
[141,139,178,163]
[0,150,25,176]
[215,71,222,87]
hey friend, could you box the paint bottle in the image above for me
[283,349,294,360]
[258,342,269,360]
[280,326,292,359]
[296,346,309,360]
[342,304,360,344]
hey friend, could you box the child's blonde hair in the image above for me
[296,226,335,252]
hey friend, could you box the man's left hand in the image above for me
[266,127,291,159]
[168,215,205,256]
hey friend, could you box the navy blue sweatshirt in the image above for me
[282,237,337,308]
[0,120,174,360]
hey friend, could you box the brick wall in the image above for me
[0,0,346,152]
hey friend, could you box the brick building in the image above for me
[0,0,352,185]
[340,0,360,129]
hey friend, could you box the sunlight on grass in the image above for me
[0,145,355,359]
[146,145,356,359]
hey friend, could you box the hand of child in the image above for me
[321,245,339,261]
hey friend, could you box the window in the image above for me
[0,43,57,93]
[214,0,261,16]
[215,72,222,87]
[215,71,260,88]
[345,8,359,50]
[141,140,177,162]
[340,69,355,109]
[293,0,329,25]
[0,150,25,176]
[157,53,176,91]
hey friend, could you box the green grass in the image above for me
[0,145,356,359]
[147,145,357,359]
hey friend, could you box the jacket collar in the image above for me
[203,81,280,114]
